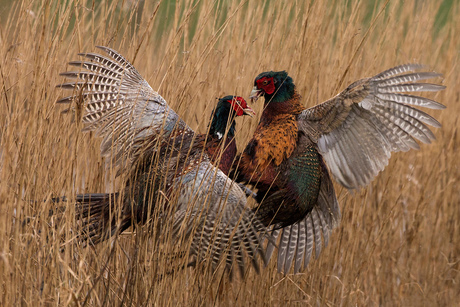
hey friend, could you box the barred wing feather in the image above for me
[171,162,266,277]
[298,64,445,190]
[269,64,444,274]
[57,47,266,277]
[266,161,340,274]
[57,46,191,170]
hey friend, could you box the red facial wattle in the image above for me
[229,97,255,117]
[256,77,275,95]
[230,97,244,116]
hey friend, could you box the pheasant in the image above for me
[236,65,445,273]
[56,46,264,277]
[205,95,256,175]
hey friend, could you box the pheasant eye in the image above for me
[262,80,269,86]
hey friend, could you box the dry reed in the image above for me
[0,0,458,305]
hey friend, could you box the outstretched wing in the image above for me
[57,46,191,170]
[57,47,267,278]
[268,64,444,274]
[298,64,445,189]
[170,161,267,278]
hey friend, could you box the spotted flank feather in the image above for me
[265,160,340,274]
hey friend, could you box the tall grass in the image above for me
[0,0,458,305]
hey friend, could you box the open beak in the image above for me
[242,106,256,117]
[249,86,263,103]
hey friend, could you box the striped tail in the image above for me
[56,193,132,245]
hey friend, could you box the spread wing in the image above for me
[57,46,191,171]
[171,162,267,278]
[269,64,444,274]
[298,64,445,189]
[57,47,267,277]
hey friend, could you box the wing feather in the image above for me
[299,64,444,189]
[284,222,298,273]
[304,215,314,267]
[277,227,291,273]
[58,47,267,277]
[266,161,340,273]
[172,163,266,278]
[57,46,191,170]
[293,221,306,273]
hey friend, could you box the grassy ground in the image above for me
[0,0,458,305]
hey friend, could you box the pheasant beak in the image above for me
[249,86,263,103]
[242,106,256,117]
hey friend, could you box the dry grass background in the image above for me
[0,0,458,305]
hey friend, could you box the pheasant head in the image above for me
[250,71,296,104]
[209,96,255,139]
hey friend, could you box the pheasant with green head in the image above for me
[55,47,264,278]
[207,95,255,175]
[237,65,445,274]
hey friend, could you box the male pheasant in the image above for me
[236,65,445,273]
[56,46,263,277]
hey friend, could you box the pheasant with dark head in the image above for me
[207,95,255,175]
[55,47,264,278]
[237,65,445,274]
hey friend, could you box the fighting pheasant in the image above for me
[205,95,256,175]
[56,46,263,277]
[236,65,445,273]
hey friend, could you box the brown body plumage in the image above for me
[56,47,264,278]
[238,92,304,191]
[205,135,237,175]
[236,66,445,273]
